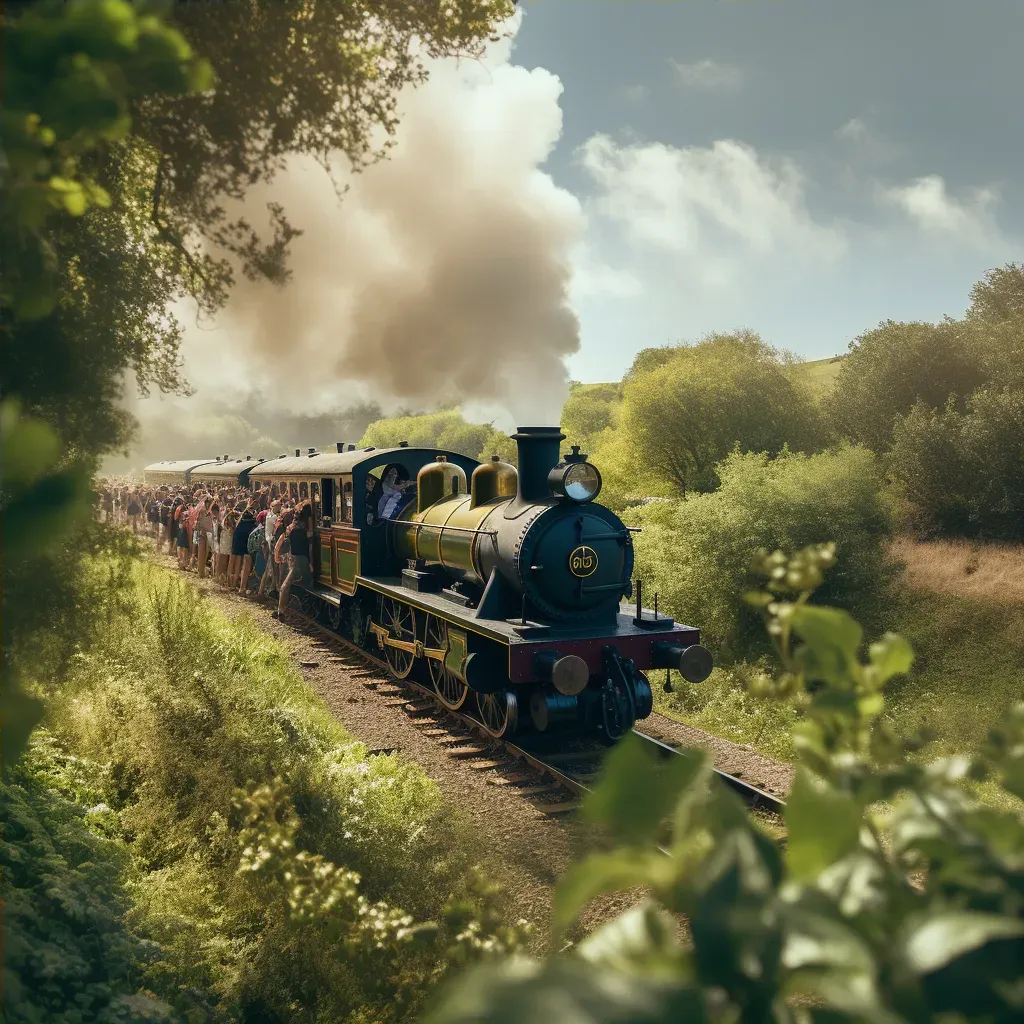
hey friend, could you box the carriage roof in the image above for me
[189,457,264,482]
[247,445,417,480]
[143,458,219,475]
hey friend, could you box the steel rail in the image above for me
[288,607,788,816]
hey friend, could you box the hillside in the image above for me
[792,354,845,398]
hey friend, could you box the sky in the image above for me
[511,0,1023,381]
[117,0,1022,469]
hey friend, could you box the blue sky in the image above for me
[510,0,1023,381]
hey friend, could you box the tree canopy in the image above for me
[616,331,824,498]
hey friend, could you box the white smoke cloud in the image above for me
[122,13,589,470]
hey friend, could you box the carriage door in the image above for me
[318,478,335,583]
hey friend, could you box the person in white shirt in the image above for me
[258,499,281,598]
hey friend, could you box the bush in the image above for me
[1,750,180,1024]
[889,389,1024,540]
[27,559,521,1023]
[827,319,987,453]
[626,446,896,660]
[428,546,1024,1024]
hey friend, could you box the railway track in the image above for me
[287,605,787,821]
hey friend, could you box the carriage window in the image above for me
[310,481,319,500]
[289,481,298,499]
[299,481,309,499]
[343,480,353,522]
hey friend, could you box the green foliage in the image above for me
[615,331,826,499]
[626,446,896,660]
[428,546,1024,1023]
[1,0,211,319]
[827,319,987,453]
[966,263,1024,389]
[889,389,1024,539]
[360,407,515,464]
[560,382,622,457]
[1,750,177,1023]
[0,400,100,762]
[32,560,522,1022]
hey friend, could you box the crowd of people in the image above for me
[95,479,314,619]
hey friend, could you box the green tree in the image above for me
[966,262,1024,389]
[827,319,987,453]
[626,446,895,659]
[561,382,622,455]
[890,389,1024,540]
[618,331,825,498]
[3,0,515,462]
[1,0,210,762]
[428,546,1024,1024]
[359,408,515,464]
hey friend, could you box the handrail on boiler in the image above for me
[400,521,498,539]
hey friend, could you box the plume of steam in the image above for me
[162,14,579,437]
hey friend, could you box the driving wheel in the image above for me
[425,614,469,710]
[381,597,417,679]
[476,690,518,738]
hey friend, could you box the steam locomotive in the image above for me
[144,427,712,742]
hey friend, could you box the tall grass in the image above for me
[10,557,520,1023]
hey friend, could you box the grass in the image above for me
[654,666,797,762]
[789,355,845,399]
[9,555,520,1024]
[652,534,1024,768]
[891,535,1024,605]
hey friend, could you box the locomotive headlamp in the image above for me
[548,445,602,503]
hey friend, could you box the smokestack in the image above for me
[307,447,317,455]
[294,448,301,457]
[336,441,347,453]
[512,427,565,504]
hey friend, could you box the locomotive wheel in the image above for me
[476,690,518,738]
[325,601,342,632]
[425,615,469,710]
[381,597,417,679]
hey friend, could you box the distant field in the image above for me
[791,355,845,398]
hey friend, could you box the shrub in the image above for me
[827,319,986,452]
[428,545,1024,1024]
[1,746,182,1023]
[34,559,521,1023]
[626,446,896,660]
[889,389,1024,540]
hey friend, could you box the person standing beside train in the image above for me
[196,498,214,579]
[275,502,312,620]
[232,502,257,593]
[258,499,281,598]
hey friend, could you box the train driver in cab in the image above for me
[378,465,415,521]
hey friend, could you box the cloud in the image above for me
[880,174,1001,246]
[669,58,743,92]
[836,117,868,143]
[122,11,586,469]
[578,134,846,271]
[620,83,650,103]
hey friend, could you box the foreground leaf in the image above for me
[584,734,707,845]
[553,850,671,936]
[902,911,1024,974]
[785,770,862,880]
[424,956,704,1024]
